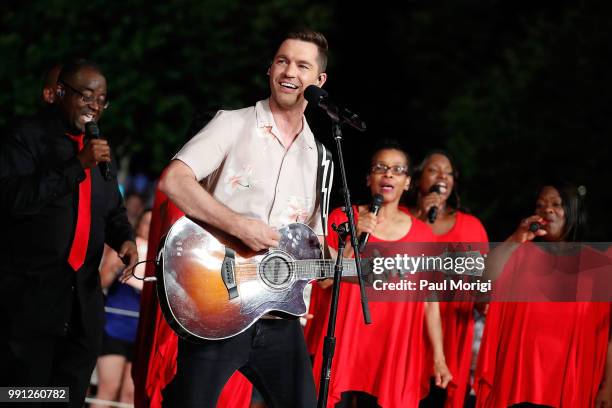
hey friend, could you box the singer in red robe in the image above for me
[306,141,452,407]
[475,183,612,408]
[409,150,489,408]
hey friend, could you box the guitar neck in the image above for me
[294,259,361,280]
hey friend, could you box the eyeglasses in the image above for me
[60,80,110,110]
[370,163,409,175]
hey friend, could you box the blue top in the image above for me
[104,280,140,342]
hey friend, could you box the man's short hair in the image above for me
[284,28,329,72]
[58,58,104,84]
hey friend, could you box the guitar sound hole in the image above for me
[260,255,293,288]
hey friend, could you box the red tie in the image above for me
[66,133,91,271]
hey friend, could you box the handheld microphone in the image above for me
[427,184,443,224]
[529,221,545,232]
[358,194,384,252]
[85,121,112,181]
[304,85,366,132]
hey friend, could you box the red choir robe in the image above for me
[306,206,436,407]
[474,242,611,408]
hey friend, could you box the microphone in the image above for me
[85,121,112,181]
[304,85,366,132]
[358,194,384,252]
[427,184,443,224]
[529,221,548,232]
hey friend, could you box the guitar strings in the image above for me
[230,261,358,279]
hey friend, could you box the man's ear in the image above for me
[42,87,55,104]
[317,72,327,87]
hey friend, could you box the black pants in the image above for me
[419,378,447,407]
[0,302,101,408]
[335,391,380,408]
[162,319,316,408]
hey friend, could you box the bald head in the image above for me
[58,59,104,85]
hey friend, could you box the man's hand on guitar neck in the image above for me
[235,217,280,251]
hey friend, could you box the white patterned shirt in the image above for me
[175,99,322,234]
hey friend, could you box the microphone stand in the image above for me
[317,120,371,408]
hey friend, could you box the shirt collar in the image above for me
[255,99,315,151]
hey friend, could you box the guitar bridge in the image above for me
[222,247,239,300]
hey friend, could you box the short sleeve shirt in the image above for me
[175,99,322,234]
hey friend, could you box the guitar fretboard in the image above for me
[293,259,360,279]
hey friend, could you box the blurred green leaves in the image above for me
[2,1,610,239]
[0,0,332,172]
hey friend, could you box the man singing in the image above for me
[0,59,138,408]
[158,29,331,407]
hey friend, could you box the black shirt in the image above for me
[0,107,134,338]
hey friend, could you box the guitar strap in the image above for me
[315,139,334,259]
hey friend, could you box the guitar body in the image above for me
[156,216,323,342]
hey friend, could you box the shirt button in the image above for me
[63,322,70,333]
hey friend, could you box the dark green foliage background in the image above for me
[1,0,610,240]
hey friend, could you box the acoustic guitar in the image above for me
[156,216,366,342]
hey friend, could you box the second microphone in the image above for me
[358,194,384,252]
[85,121,112,181]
